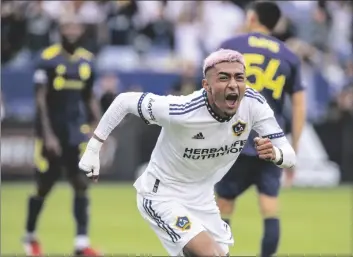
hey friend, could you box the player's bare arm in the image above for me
[284,90,306,185]
[35,81,61,156]
[291,91,306,153]
[82,72,101,130]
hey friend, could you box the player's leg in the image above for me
[23,138,62,256]
[184,203,234,257]
[136,195,228,256]
[182,231,228,257]
[255,160,282,257]
[215,154,253,226]
[64,143,99,256]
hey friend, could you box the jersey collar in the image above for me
[202,89,233,123]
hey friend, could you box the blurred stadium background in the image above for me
[1,0,352,255]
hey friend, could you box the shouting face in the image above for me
[202,61,246,117]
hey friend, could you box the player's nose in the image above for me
[228,80,238,92]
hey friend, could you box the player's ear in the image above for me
[247,9,258,27]
[202,79,210,92]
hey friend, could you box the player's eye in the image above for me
[236,76,245,81]
[219,76,229,81]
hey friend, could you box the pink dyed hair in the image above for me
[203,48,245,77]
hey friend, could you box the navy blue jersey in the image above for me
[33,44,95,145]
[220,32,304,155]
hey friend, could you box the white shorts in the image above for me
[136,194,234,256]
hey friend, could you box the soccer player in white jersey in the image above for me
[79,49,296,256]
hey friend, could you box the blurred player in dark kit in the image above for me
[215,2,306,257]
[22,15,101,256]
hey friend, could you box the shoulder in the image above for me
[35,44,61,69]
[75,47,94,62]
[242,87,274,122]
[168,89,204,105]
[33,45,61,82]
[220,34,247,48]
[138,89,205,113]
[276,39,301,67]
[40,44,62,61]
[243,87,266,104]
[135,90,206,127]
[168,89,206,118]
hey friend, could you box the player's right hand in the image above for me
[44,134,61,156]
[254,137,275,161]
[78,137,102,182]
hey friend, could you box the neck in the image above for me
[206,91,229,118]
[61,40,79,55]
[250,25,271,35]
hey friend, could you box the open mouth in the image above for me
[225,93,239,106]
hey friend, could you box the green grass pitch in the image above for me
[1,182,352,255]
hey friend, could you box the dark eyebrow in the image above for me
[218,72,230,76]
[218,72,244,76]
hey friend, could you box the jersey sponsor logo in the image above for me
[183,140,247,160]
[52,64,85,91]
[175,216,191,231]
[232,120,246,136]
[147,97,156,121]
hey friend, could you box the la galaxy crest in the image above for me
[175,216,191,231]
[232,119,246,136]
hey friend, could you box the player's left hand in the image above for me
[254,137,275,161]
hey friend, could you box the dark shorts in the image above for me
[215,154,282,199]
[34,136,88,184]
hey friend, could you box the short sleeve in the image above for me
[285,57,305,95]
[137,93,170,126]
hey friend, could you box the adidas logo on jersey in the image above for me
[192,132,205,139]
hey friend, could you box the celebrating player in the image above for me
[79,48,296,256]
[22,16,101,256]
[215,2,306,257]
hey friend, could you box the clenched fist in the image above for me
[254,137,276,161]
[78,137,103,182]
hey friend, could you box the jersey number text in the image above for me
[243,53,285,100]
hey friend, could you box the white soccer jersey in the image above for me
[132,87,290,207]
[86,86,295,255]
